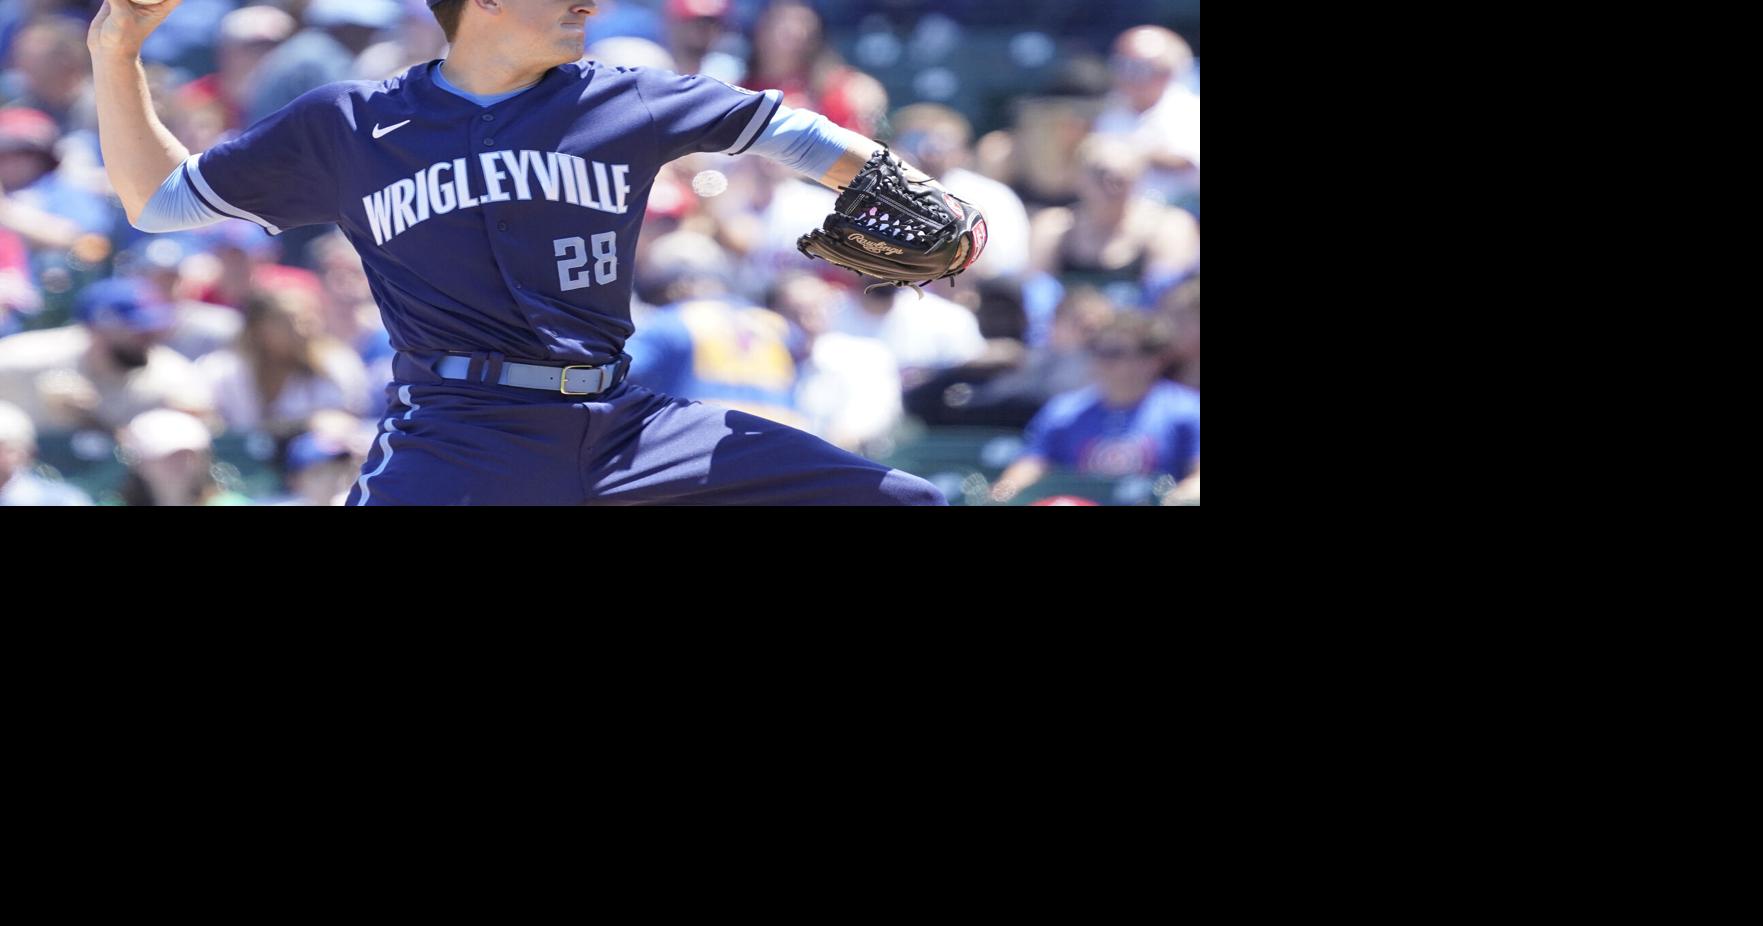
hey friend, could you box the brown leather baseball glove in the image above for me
[797,148,988,292]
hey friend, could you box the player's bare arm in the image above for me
[818,143,884,191]
[818,141,933,192]
[87,0,190,223]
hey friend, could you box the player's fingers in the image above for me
[91,0,182,53]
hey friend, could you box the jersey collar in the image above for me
[411,58,585,114]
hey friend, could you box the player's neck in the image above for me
[438,43,555,97]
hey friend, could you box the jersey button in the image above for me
[482,114,494,122]
[484,138,495,146]
[497,221,509,231]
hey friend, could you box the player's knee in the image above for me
[880,470,948,506]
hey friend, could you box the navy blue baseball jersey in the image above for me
[183,59,782,365]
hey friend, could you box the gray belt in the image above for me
[434,353,627,396]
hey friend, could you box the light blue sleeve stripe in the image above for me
[133,159,229,233]
[726,88,783,154]
[741,102,868,182]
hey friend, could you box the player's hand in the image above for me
[88,0,183,59]
[796,148,988,291]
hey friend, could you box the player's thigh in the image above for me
[347,385,584,506]
[582,387,944,506]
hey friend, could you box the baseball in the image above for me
[691,169,727,198]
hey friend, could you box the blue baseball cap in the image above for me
[74,278,175,333]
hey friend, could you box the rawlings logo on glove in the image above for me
[848,234,907,256]
[797,148,988,293]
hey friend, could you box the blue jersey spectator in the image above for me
[992,311,1197,502]
[1023,379,1199,478]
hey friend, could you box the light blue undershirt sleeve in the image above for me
[135,161,228,233]
[742,102,868,182]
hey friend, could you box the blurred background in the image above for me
[0,0,1198,506]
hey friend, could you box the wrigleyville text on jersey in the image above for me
[363,149,632,247]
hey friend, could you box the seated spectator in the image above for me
[0,16,93,132]
[990,311,1198,502]
[904,281,1104,429]
[1029,135,1199,309]
[177,219,281,309]
[0,398,91,506]
[663,0,746,85]
[113,407,252,506]
[174,6,299,149]
[197,286,369,437]
[112,237,241,362]
[831,277,985,390]
[746,0,888,137]
[0,277,213,431]
[1092,25,1200,214]
[0,106,111,267]
[770,271,900,452]
[625,231,807,430]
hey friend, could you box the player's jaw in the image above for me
[559,0,596,29]
[482,0,597,67]
[526,0,597,55]
[555,2,597,62]
[553,0,596,35]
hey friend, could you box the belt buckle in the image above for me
[558,364,597,396]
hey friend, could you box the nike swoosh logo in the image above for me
[372,120,412,139]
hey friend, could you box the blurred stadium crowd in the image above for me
[0,0,1199,506]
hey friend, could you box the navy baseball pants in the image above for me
[344,353,944,506]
